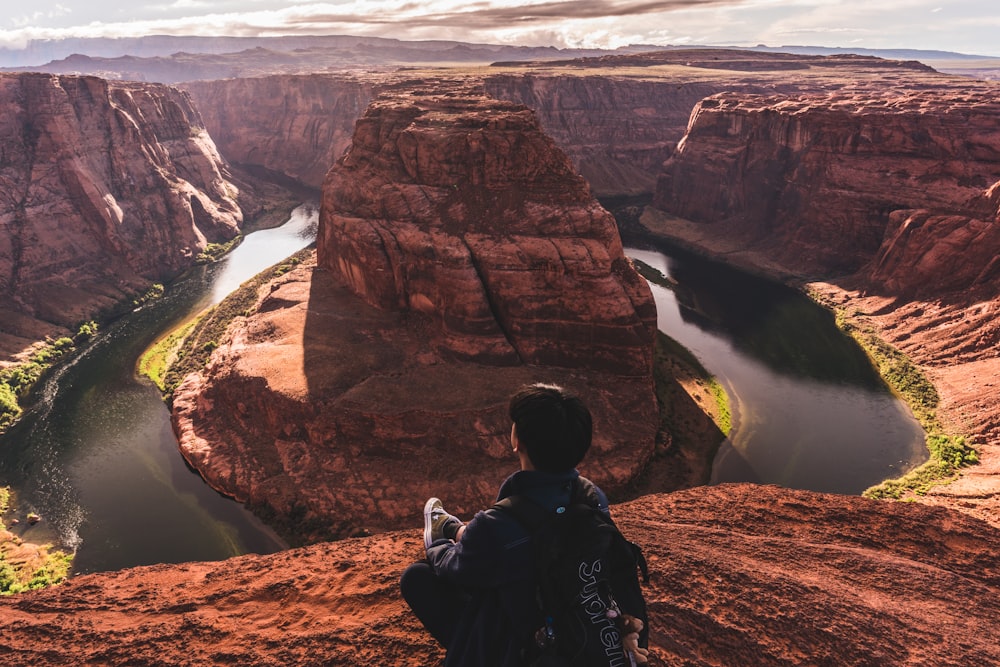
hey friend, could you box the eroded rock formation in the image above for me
[157,52,959,214]
[0,73,241,360]
[652,84,1000,276]
[868,179,1000,300]
[2,485,998,666]
[171,83,659,542]
[484,74,732,196]
[318,85,656,374]
[182,75,376,189]
[484,50,936,197]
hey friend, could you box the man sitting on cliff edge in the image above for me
[400,382,649,666]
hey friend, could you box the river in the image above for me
[1,203,927,574]
[0,204,318,575]
[627,244,927,494]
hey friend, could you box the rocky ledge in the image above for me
[1,484,997,666]
[171,83,659,542]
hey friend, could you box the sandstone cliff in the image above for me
[484,74,732,196]
[0,73,242,360]
[171,84,659,542]
[484,50,937,197]
[182,75,377,189]
[652,82,1000,276]
[1,485,998,666]
[171,52,950,204]
[868,179,1000,300]
[318,84,656,374]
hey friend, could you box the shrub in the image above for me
[0,556,19,595]
[132,283,165,308]
[26,551,72,590]
[195,236,243,264]
[0,548,72,595]
[0,384,21,430]
[76,321,99,339]
[0,486,10,525]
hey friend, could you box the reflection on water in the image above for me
[211,204,319,304]
[0,204,318,574]
[628,245,927,494]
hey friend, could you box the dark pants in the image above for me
[400,561,471,649]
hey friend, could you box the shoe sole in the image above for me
[423,497,441,550]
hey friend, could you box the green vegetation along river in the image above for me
[628,244,927,494]
[0,204,318,574]
[0,201,927,575]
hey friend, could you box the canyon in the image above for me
[0,73,242,361]
[1,47,1000,665]
[180,51,942,199]
[182,75,376,190]
[175,51,1000,527]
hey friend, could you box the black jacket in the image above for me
[425,469,611,667]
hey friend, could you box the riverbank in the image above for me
[0,204,314,579]
[0,190,306,438]
[623,331,730,500]
[0,325,99,436]
[639,207,995,526]
[141,247,313,398]
[0,487,71,595]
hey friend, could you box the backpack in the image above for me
[493,478,650,667]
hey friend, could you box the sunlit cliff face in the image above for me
[0,73,241,358]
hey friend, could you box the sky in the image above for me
[1,0,998,57]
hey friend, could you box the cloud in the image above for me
[1,0,997,55]
[8,4,73,29]
[4,0,717,48]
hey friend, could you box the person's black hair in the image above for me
[508,383,592,473]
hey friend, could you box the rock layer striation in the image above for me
[182,75,376,189]
[318,84,656,374]
[0,73,241,360]
[653,83,1000,276]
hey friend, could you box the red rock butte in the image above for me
[171,82,660,542]
[318,84,656,374]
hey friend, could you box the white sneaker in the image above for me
[423,497,460,549]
